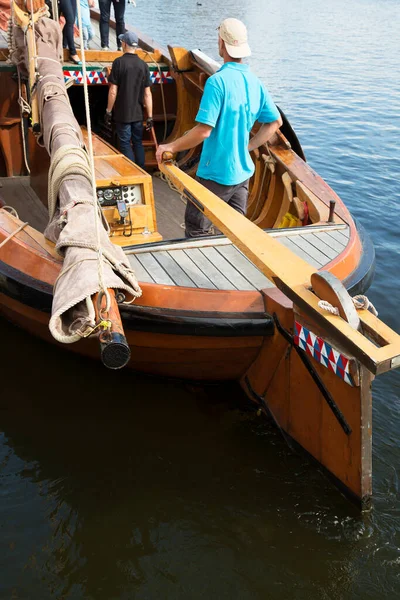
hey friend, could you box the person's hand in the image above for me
[156,143,174,164]
[104,110,112,126]
[145,117,153,131]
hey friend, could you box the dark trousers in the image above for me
[115,121,145,168]
[99,0,126,48]
[59,0,77,55]
[185,176,249,238]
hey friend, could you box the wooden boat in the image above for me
[0,2,399,507]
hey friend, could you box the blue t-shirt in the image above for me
[196,62,279,186]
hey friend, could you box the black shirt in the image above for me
[108,53,151,123]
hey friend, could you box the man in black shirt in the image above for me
[105,31,153,169]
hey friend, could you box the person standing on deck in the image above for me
[59,0,81,64]
[155,18,283,238]
[99,0,126,50]
[105,31,153,169]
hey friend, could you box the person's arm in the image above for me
[248,116,282,151]
[156,76,221,163]
[143,86,153,119]
[156,124,213,163]
[106,83,118,113]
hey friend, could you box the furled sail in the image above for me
[10,6,141,345]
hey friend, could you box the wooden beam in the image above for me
[159,161,400,375]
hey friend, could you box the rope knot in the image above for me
[318,295,378,318]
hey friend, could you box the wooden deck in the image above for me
[126,222,350,291]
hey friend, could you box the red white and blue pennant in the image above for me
[63,68,174,86]
[294,321,355,386]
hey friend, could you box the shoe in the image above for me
[70,54,82,65]
[101,46,110,51]
[117,45,122,51]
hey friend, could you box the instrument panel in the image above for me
[97,185,143,207]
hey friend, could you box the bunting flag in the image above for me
[149,70,174,84]
[63,69,108,85]
[293,321,355,386]
[63,68,174,86]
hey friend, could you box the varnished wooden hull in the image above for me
[0,207,374,382]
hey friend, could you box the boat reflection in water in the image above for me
[0,319,369,599]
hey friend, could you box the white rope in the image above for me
[16,67,31,174]
[1,205,19,218]
[76,0,111,312]
[47,145,93,219]
[318,295,378,317]
[352,294,378,316]
[318,300,340,316]
[0,221,28,249]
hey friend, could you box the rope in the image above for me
[73,0,112,312]
[1,205,19,218]
[17,67,31,174]
[0,221,28,249]
[47,145,93,219]
[352,294,378,316]
[318,295,378,317]
[318,300,340,316]
[142,49,168,141]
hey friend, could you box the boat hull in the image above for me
[0,255,269,381]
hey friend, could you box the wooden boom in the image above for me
[159,159,400,377]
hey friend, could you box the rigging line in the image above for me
[76,0,110,312]
[29,0,38,77]
[0,221,28,249]
[17,66,31,174]
[142,49,168,142]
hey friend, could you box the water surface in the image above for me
[1,0,400,597]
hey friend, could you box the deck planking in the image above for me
[127,223,350,291]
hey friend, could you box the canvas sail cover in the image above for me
[11,16,141,343]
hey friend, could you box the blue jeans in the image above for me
[115,121,145,168]
[59,0,77,55]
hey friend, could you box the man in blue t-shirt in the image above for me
[156,18,282,237]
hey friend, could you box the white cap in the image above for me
[218,18,251,59]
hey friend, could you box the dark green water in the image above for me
[1,0,400,598]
